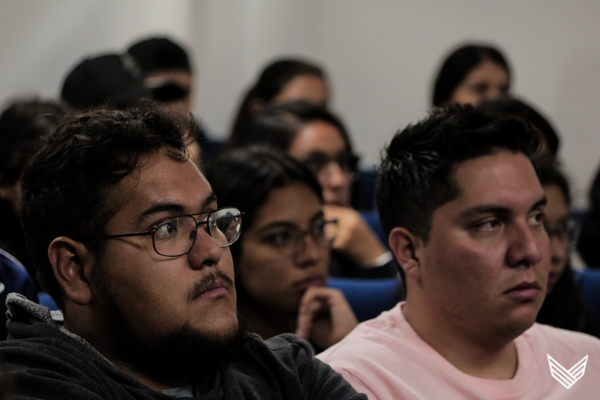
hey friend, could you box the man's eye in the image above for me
[476,219,500,231]
[530,212,545,225]
[154,219,179,239]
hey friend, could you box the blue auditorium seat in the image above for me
[573,269,600,327]
[328,276,401,322]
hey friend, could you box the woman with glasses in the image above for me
[206,146,358,350]
[533,157,598,336]
[224,101,398,279]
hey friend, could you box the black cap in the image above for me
[127,37,191,73]
[61,53,148,110]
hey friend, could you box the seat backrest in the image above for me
[573,269,600,327]
[328,276,401,322]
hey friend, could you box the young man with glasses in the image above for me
[318,105,600,399]
[0,104,365,400]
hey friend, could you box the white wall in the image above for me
[1,0,599,206]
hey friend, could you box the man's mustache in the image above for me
[187,271,234,302]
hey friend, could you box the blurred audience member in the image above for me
[61,53,147,110]
[226,101,398,279]
[206,147,357,351]
[229,58,329,144]
[127,36,220,165]
[432,43,511,107]
[128,36,194,116]
[479,96,560,157]
[533,157,598,336]
[0,98,69,275]
[577,166,600,268]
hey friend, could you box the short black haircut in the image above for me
[432,43,511,107]
[479,96,560,157]
[205,146,323,265]
[376,104,539,244]
[20,102,197,308]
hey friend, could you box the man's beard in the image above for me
[94,266,249,382]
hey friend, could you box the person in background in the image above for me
[206,146,358,351]
[0,102,365,399]
[0,99,68,329]
[318,105,600,399]
[225,101,398,280]
[127,36,221,165]
[61,52,147,111]
[229,58,329,145]
[432,43,511,108]
[577,165,600,268]
[533,157,599,336]
[479,96,560,158]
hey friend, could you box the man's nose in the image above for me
[187,226,223,270]
[506,222,545,268]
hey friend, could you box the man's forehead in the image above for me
[109,152,211,219]
[449,151,542,208]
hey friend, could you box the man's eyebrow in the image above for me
[459,195,548,219]
[136,192,218,224]
[136,203,185,224]
[531,196,547,211]
[201,192,218,211]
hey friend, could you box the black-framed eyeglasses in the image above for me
[252,219,338,258]
[78,207,243,257]
[303,153,360,181]
[544,218,581,249]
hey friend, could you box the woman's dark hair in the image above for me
[479,96,560,157]
[225,101,362,207]
[205,146,323,266]
[432,43,511,107]
[229,58,326,143]
[228,100,353,154]
[533,157,599,337]
[0,98,70,186]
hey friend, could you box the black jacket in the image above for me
[0,294,365,400]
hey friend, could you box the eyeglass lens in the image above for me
[152,208,242,257]
[263,220,338,258]
[304,154,358,176]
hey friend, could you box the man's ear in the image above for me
[389,227,423,282]
[47,237,94,306]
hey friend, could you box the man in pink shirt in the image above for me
[318,104,600,399]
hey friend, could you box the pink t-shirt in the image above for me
[318,303,600,399]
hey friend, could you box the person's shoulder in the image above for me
[318,304,403,361]
[524,323,600,353]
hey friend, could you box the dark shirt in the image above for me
[0,294,365,400]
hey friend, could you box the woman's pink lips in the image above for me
[295,277,325,291]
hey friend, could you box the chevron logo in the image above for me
[547,354,588,389]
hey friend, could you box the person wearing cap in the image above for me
[61,53,147,110]
[127,36,221,165]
